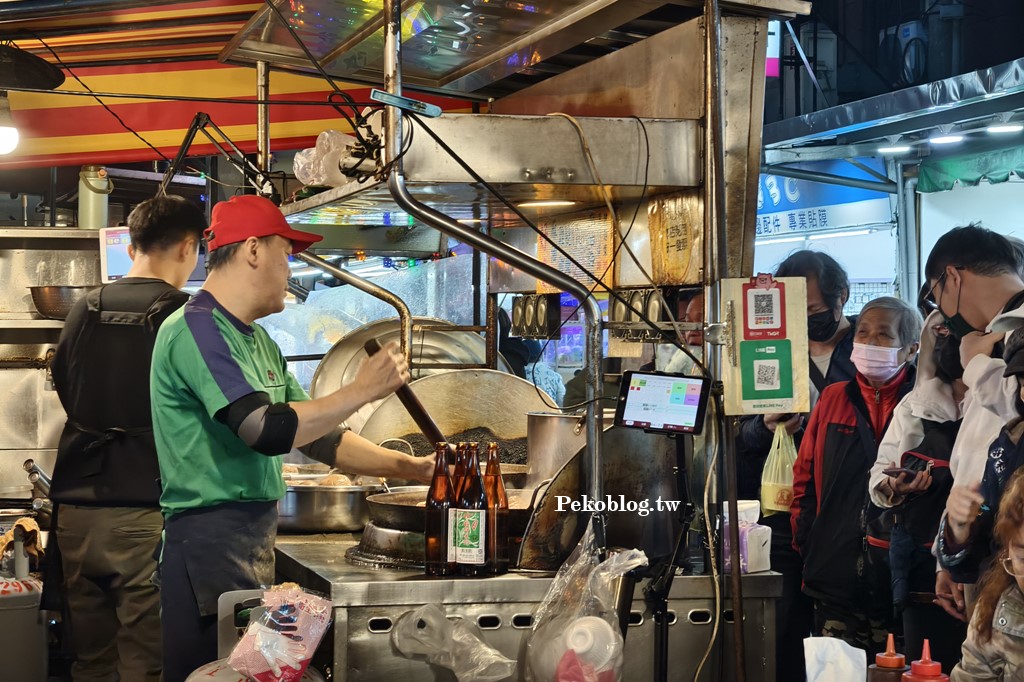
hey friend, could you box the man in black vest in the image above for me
[49,195,206,682]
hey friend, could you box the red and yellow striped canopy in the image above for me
[0,0,468,168]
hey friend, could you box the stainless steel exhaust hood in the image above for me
[221,0,809,98]
[281,113,700,242]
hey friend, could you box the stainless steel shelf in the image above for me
[0,318,63,329]
[0,228,99,240]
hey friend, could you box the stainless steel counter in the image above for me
[275,534,781,681]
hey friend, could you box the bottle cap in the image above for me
[910,639,942,677]
[875,633,905,668]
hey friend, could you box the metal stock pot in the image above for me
[277,484,383,533]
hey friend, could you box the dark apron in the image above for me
[161,502,278,617]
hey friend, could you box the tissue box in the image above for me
[723,523,772,574]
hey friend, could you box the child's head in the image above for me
[974,470,1024,642]
[851,296,922,384]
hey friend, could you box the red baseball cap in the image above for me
[204,195,323,254]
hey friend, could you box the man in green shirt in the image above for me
[151,194,432,681]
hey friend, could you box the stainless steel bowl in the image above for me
[29,285,100,320]
[277,484,382,533]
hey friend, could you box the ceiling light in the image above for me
[878,145,912,154]
[457,218,484,224]
[516,200,577,208]
[987,124,1024,134]
[754,236,805,245]
[0,93,18,155]
[930,134,963,145]
[809,229,871,240]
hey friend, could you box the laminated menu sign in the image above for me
[454,509,486,564]
[722,275,810,416]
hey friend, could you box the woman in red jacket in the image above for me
[791,295,923,655]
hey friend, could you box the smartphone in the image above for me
[882,467,918,478]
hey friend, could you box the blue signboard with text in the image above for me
[756,158,893,237]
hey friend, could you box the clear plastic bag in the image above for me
[391,603,516,681]
[760,426,798,515]
[228,585,332,682]
[292,148,323,186]
[524,521,648,682]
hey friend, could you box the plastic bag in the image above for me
[228,584,332,682]
[292,148,323,186]
[761,426,798,515]
[524,520,648,682]
[391,603,516,681]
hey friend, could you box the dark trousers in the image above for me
[813,599,890,657]
[901,551,966,672]
[159,502,277,682]
[772,542,814,682]
[57,505,163,682]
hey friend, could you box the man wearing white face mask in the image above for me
[791,296,923,656]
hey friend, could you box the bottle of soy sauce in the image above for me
[452,442,468,498]
[455,442,488,576]
[484,442,509,575]
[424,441,455,576]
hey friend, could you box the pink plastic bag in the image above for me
[228,585,332,682]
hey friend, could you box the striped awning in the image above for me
[0,0,468,169]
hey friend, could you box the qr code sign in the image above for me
[753,293,774,325]
[753,359,780,391]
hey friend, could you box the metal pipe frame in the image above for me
[256,61,271,175]
[705,0,746,679]
[380,0,606,548]
[293,252,413,363]
[760,164,898,194]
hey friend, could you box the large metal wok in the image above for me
[358,369,555,446]
[518,426,681,571]
[309,317,512,433]
[365,487,536,534]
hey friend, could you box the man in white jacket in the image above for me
[923,225,1024,618]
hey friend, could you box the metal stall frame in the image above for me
[294,251,414,363]
[379,0,608,551]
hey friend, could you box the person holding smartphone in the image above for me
[867,310,968,670]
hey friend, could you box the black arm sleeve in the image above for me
[297,426,347,467]
[214,391,298,456]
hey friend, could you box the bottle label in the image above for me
[447,508,455,563]
[454,509,486,564]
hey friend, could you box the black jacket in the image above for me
[50,279,188,506]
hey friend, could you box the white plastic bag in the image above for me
[761,426,798,514]
[292,148,323,186]
[804,637,866,682]
[392,603,516,681]
[524,520,648,682]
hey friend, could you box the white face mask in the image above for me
[851,342,905,383]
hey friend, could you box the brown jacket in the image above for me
[953,586,1024,681]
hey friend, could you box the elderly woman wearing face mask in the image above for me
[791,296,923,656]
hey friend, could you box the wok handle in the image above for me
[364,337,448,447]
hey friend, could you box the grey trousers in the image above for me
[57,504,163,682]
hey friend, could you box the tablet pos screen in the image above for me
[614,370,711,435]
[99,227,132,283]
